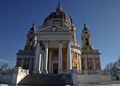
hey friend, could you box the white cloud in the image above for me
[0,58,11,64]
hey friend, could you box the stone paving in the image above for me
[78,84,120,86]
[77,81,120,86]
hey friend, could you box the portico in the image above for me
[31,20,75,74]
[33,39,72,74]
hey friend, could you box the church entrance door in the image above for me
[53,63,58,74]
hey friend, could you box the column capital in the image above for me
[58,40,62,43]
[66,40,71,43]
[44,40,49,43]
[36,40,41,43]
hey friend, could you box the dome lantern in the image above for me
[56,2,62,12]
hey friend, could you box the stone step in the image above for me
[18,74,73,86]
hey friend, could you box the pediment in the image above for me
[39,26,71,33]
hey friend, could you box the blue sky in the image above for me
[0,0,120,69]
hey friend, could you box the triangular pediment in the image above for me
[39,26,71,33]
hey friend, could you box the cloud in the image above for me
[0,58,15,68]
[0,58,11,64]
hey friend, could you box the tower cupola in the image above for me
[24,23,36,53]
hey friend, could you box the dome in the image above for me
[43,3,73,28]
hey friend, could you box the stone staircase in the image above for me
[18,74,73,86]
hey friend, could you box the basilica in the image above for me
[16,4,101,75]
[0,4,112,85]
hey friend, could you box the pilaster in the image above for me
[93,57,96,71]
[84,57,88,74]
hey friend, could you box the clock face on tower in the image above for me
[51,27,56,32]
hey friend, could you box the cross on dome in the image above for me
[56,2,62,11]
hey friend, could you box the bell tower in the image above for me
[16,23,36,72]
[81,24,92,50]
[24,23,36,53]
[81,24,101,73]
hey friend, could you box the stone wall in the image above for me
[0,67,29,85]
[0,72,14,84]
[76,74,111,84]
[15,67,29,84]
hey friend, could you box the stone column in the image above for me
[58,41,63,74]
[67,41,72,73]
[78,54,81,71]
[93,58,96,71]
[77,53,78,70]
[99,58,101,70]
[33,41,42,74]
[41,51,44,73]
[44,41,48,73]
[38,53,42,73]
[21,59,24,68]
[29,58,32,72]
[49,50,52,73]
[84,58,88,74]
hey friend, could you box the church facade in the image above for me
[16,4,101,74]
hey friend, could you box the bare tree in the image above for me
[0,64,8,72]
[111,62,119,80]
[104,57,120,80]
[117,57,120,68]
[104,62,113,72]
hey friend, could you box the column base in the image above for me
[67,69,72,74]
[58,69,62,74]
[84,70,88,74]
[38,71,42,74]
[32,70,37,74]
[33,70,42,74]
[43,70,48,74]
